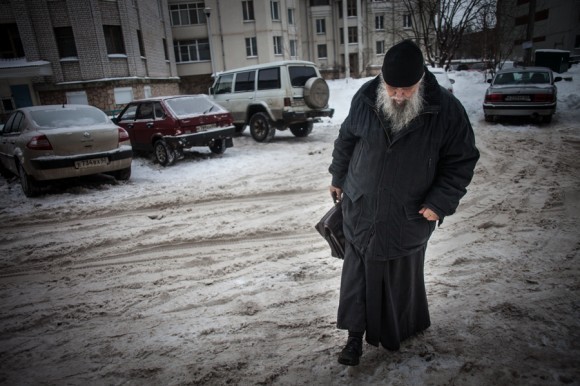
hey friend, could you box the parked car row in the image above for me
[0,60,334,197]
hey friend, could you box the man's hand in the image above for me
[329,186,343,202]
[419,207,439,222]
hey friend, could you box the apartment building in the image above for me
[171,0,416,93]
[498,0,580,61]
[0,0,417,119]
[0,0,179,120]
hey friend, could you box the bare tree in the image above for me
[401,0,496,68]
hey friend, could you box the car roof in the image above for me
[216,60,318,75]
[18,104,98,112]
[130,94,209,103]
[496,66,553,74]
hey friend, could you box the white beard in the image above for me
[376,75,425,134]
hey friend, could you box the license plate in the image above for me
[197,124,217,132]
[505,95,531,101]
[75,157,108,169]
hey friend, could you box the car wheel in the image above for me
[304,77,330,109]
[0,161,14,179]
[234,124,247,134]
[18,162,41,197]
[154,140,176,166]
[289,121,313,137]
[209,139,227,154]
[249,113,275,142]
[542,114,553,123]
[112,166,131,181]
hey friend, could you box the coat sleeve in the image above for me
[423,99,479,219]
[329,112,359,188]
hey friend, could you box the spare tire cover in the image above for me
[304,77,330,109]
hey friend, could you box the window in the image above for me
[375,15,384,30]
[273,36,283,55]
[317,44,327,59]
[170,3,206,26]
[54,27,78,58]
[376,40,385,54]
[66,91,88,105]
[214,74,233,94]
[257,67,280,90]
[338,0,357,18]
[271,1,280,21]
[1,98,15,114]
[288,8,295,25]
[103,25,126,55]
[242,1,254,21]
[137,30,145,57]
[339,27,358,44]
[290,39,297,57]
[136,103,154,120]
[0,23,24,59]
[316,19,326,34]
[310,0,329,5]
[246,37,258,57]
[289,66,317,86]
[347,0,356,16]
[403,14,412,28]
[235,71,255,92]
[114,87,133,105]
[3,112,24,133]
[144,85,152,99]
[174,39,210,62]
[163,38,169,60]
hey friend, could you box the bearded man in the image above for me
[329,40,479,366]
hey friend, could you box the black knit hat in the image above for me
[382,40,424,87]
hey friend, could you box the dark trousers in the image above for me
[337,242,431,350]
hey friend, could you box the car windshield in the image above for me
[165,96,224,117]
[30,107,109,128]
[494,71,550,85]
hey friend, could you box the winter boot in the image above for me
[338,336,363,366]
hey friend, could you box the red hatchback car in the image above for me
[113,95,235,166]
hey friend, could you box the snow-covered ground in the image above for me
[1,66,579,385]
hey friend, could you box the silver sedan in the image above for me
[483,66,562,123]
[0,104,133,197]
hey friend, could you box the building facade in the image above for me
[498,0,580,62]
[0,0,179,121]
[0,0,418,120]
[172,0,417,94]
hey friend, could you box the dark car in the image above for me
[0,105,132,197]
[113,95,235,166]
[483,67,562,123]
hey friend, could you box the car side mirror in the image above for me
[449,79,455,84]
[209,86,215,95]
[111,117,119,124]
[487,79,492,83]
[554,76,562,82]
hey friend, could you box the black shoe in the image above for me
[338,336,362,366]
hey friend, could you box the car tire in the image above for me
[209,139,227,154]
[542,114,552,123]
[18,162,41,197]
[112,166,132,181]
[249,113,275,142]
[154,140,176,166]
[304,77,330,109]
[289,121,313,137]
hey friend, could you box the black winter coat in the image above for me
[329,69,479,260]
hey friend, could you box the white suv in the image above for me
[210,60,334,142]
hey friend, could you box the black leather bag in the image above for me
[315,200,345,259]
